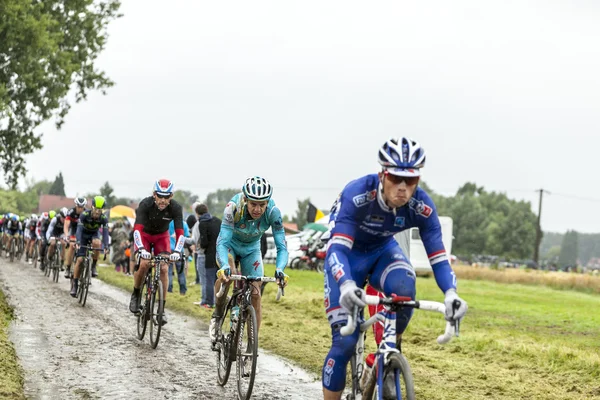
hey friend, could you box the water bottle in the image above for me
[230,305,240,328]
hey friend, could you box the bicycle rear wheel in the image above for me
[32,244,38,268]
[149,278,164,349]
[79,259,90,307]
[363,353,415,400]
[136,278,149,340]
[236,304,258,400]
[216,299,234,386]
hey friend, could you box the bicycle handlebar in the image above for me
[215,275,284,301]
[340,294,459,345]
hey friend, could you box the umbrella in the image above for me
[110,205,136,219]
[302,222,328,232]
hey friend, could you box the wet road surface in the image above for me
[0,258,322,399]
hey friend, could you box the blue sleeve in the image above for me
[76,222,83,243]
[417,194,456,293]
[268,206,288,271]
[326,190,360,287]
[216,200,236,268]
[184,221,190,237]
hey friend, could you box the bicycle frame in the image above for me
[342,294,459,399]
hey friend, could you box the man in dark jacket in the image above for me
[197,204,221,308]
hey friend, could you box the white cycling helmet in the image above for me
[378,137,426,177]
[74,197,87,207]
[242,176,273,201]
[59,207,69,217]
[30,213,38,220]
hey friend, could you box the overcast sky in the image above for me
[21,0,600,233]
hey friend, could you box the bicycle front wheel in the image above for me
[216,299,234,386]
[136,278,149,340]
[363,353,415,400]
[9,240,15,263]
[52,256,60,282]
[236,304,258,400]
[79,259,90,307]
[149,279,164,349]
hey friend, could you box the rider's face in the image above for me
[246,199,268,220]
[153,193,172,210]
[75,206,84,214]
[91,208,103,218]
[379,171,419,208]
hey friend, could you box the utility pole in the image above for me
[533,189,550,267]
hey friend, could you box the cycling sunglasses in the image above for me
[384,171,420,186]
[155,192,173,199]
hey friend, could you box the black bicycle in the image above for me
[136,253,170,349]
[46,239,63,283]
[214,275,283,400]
[76,244,105,307]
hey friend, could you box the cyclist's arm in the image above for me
[46,218,56,241]
[216,201,236,268]
[63,218,71,237]
[172,202,185,253]
[268,206,288,271]
[75,222,83,244]
[417,195,456,293]
[326,190,361,286]
[133,201,148,250]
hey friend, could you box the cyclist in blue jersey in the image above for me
[209,176,289,343]
[321,137,468,400]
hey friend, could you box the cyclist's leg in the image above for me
[322,249,374,399]
[90,234,102,277]
[214,249,238,318]
[151,232,171,303]
[48,237,56,260]
[239,245,264,331]
[368,240,416,344]
[65,235,76,275]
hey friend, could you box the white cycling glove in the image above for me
[339,280,366,312]
[169,252,181,262]
[139,248,152,260]
[444,289,468,321]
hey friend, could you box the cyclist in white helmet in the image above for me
[64,197,87,278]
[208,176,289,343]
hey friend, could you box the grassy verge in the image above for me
[0,289,25,399]
[98,264,600,399]
[454,264,600,294]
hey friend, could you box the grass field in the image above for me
[98,263,600,399]
[0,289,25,399]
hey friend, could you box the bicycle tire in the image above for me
[136,278,149,340]
[79,258,90,307]
[314,259,324,273]
[236,304,258,400]
[9,240,14,263]
[216,298,234,387]
[33,244,38,269]
[363,353,415,400]
[289,257,301,269]
[149,278,164,349]
[52,256,60,282]
[44,253,52,277]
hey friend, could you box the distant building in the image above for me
[38,195,78,213]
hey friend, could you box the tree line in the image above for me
[1,174,595,266]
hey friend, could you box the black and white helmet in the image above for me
[74,197,87,207]
[242,176,273,201]
[378,137,426,177]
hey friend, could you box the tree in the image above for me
[173,190,199,212]
[292,198,311,230]
[203,188,239,219]
[99,181,116,207]
[48,172,66,196]
[0,0,122,187]
[558,230,579,267]
[26,179,53,196]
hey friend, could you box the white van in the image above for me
[394,216,453,274]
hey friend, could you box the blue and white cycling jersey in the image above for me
[326,173,456,293]
[216,193,288,276]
